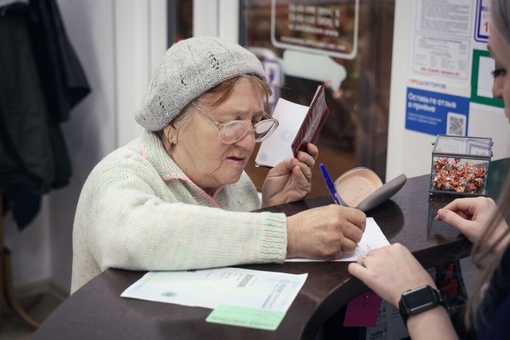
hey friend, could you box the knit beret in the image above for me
[135,36,267,131]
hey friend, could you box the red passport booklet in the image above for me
[255,85,330,168]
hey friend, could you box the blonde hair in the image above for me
[466,173,510,330]
[465,1,510,330]
[490,0,510,46]
[465,0,510,329]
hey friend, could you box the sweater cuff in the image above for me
[259,212,287,262]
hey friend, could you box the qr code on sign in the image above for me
[447,112,466,136]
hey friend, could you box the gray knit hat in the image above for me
[135,36,267,131]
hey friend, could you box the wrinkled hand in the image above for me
[261,143,318,207]
[348,243,436,307]
[286,204,366,259]
[435,197,510,252]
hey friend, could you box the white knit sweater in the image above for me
[71,130,287,293]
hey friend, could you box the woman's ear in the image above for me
[163,124,178,147]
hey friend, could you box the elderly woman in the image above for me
[71,36,366,293]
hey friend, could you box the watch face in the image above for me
[401,286,441,315]
[405,287,436,307]
[399,285,443,322]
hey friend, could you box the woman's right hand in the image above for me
[286,205,366,259]
[348,244,458,339]
[348,243,436,307]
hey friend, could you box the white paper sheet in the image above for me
[255,98,308,168]
[121,267,307,312]
[285,217,390,262]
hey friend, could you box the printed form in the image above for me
[121,267,307,312]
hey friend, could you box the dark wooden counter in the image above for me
[33,158,509,340]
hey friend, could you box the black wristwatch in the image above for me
[398,285,445,323]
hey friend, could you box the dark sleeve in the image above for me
[28,0,91,123]
[476,245,510,339]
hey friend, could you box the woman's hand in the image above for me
[286,204,366,259]
[348,244,458,339]
[348,243,436,307]
[435,197,510,252]
[261,143,318,207]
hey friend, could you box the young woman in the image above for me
[348,1,510,338]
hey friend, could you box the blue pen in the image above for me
[319,163,343,205]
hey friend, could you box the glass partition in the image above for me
[168,0,395,197]
[241,0,395,196]
[168,0,193,44]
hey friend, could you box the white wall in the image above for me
[193,0,239,41]
[5,0,166,294]
[387,0,510,180]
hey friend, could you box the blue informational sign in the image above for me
[405,88,470,136]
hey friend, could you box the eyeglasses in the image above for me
[192,102,279,144]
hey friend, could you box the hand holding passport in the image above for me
[255,85,330,168]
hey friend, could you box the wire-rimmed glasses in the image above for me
[192,102,279,144]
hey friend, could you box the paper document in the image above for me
[255,85,329,168]
[286,217,390,262]
[121,267,307,312]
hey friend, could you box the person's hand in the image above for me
[261,143,318,207]
[435,197,510,252]
[286,204,366,259]
[348,243,436,307]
